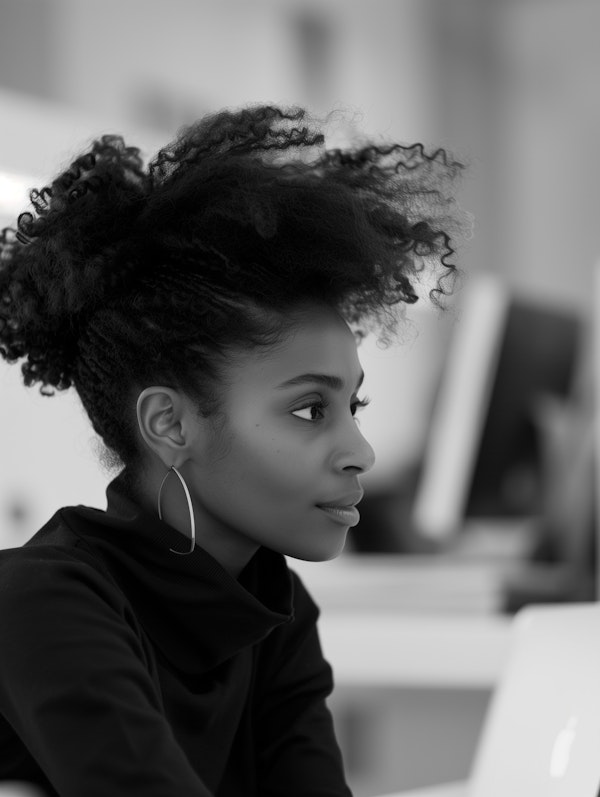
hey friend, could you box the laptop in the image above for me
[382,603,600,797]
[467,602,600,796]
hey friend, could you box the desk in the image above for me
[291,555,514,688]
[318,612,511,688]
[289,555,513,796]
[379,783,466,797]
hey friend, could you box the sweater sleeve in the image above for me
[0,548,213,797]
[254,572,352,797]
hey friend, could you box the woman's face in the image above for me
[182,304,376,571]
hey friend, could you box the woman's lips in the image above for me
[316,504,361,526]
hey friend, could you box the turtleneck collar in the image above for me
[60,470,295,675]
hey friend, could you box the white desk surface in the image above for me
[319,611,511,688]
[291,554,514,688]
[0,785,46,796]
[379,781,467,797]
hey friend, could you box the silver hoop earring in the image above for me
[157,466,196,555]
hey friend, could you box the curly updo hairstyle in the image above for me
[0,105,466,472]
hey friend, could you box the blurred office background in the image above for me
[1,1,600,795]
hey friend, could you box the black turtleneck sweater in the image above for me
[0,474,352,797]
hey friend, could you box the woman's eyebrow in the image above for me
[276,371,365,391]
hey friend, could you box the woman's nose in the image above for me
[333,421,376,474]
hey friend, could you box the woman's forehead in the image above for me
[226,305,362,389]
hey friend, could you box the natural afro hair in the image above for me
[0,104,467,470]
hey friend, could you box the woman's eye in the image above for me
[291,402,325,422]
[291,396,370,422]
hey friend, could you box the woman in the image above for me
[0,105,464,796]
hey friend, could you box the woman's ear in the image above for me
[136,387,190,467]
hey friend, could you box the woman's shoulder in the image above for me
[0,508,125,615]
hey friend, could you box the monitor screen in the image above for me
[412,275,581,541]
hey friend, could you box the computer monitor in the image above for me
[412,274,582,541]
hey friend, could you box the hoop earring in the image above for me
[157,466,196,555]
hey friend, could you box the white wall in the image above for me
[45,0,438,143]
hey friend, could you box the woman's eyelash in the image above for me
[351,396,371,415]
[291,396,370,422]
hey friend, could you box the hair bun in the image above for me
[0,135,149,391]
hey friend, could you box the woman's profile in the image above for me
[0,105,464,796]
